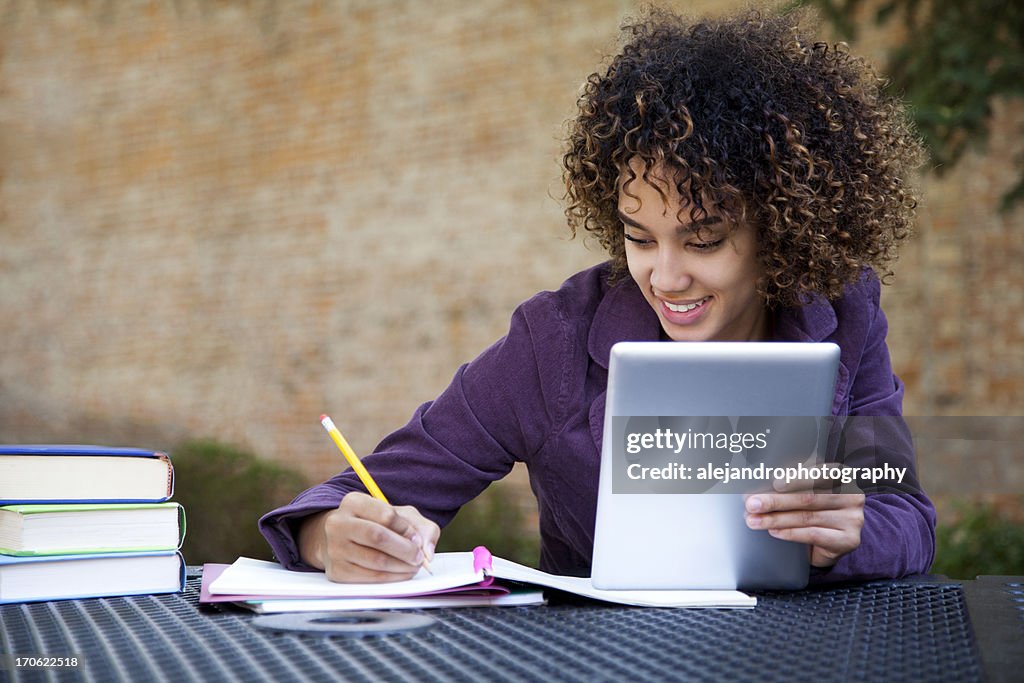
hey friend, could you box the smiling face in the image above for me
[618,165,769,342]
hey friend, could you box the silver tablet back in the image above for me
[591,341,840,590]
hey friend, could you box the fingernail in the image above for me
[425,542,435,560]
[746,496,763,512]
[410,533,422,546]
[746,514,763,529]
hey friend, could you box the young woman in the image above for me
[259,8,935,584]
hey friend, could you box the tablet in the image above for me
[590,341,840,590]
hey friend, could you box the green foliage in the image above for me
[933,498,1024,579]
[171,439,307,565]
[799,0,1024,211]
[435,484,541,568]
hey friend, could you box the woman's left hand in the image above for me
[743,472,865,568]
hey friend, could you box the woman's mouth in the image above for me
[664,296,710,313]
[660,295,711,324]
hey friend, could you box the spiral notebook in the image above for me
[204,546,755,610]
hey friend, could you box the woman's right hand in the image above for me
[298,491,440,583]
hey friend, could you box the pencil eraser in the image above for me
[319,414,328,422]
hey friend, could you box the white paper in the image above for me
[209,552,756,609]
[209,553,484,598]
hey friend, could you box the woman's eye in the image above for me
[691,239,724,252]
[624,233,654,247]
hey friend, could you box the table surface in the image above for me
[1,571,1022,683]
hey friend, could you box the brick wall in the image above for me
[1,1,1021,502]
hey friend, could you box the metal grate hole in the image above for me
[1006,582,1024,626]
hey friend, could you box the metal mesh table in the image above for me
[1,573,1010,683]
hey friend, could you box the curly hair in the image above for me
[562,7,924,307]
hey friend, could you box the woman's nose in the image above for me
[651,250,693,294]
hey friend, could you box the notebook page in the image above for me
[208,553,484,598]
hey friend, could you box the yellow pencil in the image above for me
[319,414,433,574]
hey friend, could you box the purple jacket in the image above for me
[260,262,936,582]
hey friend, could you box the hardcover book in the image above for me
[0,502,184,556]
[0,445,174,503]
[0,550,185,604]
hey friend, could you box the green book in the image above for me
[0,502,184,556]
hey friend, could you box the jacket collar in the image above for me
[772,295,838,343]
[587,274,662,370]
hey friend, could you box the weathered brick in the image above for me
[0,1,1020,505]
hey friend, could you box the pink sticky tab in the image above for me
[472,545,493,573]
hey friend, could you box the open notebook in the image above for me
[204,547,755,611]
[200,562,546,613]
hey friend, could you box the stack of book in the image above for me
[0,444,186,604]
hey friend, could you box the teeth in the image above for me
[665,297,708,313]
